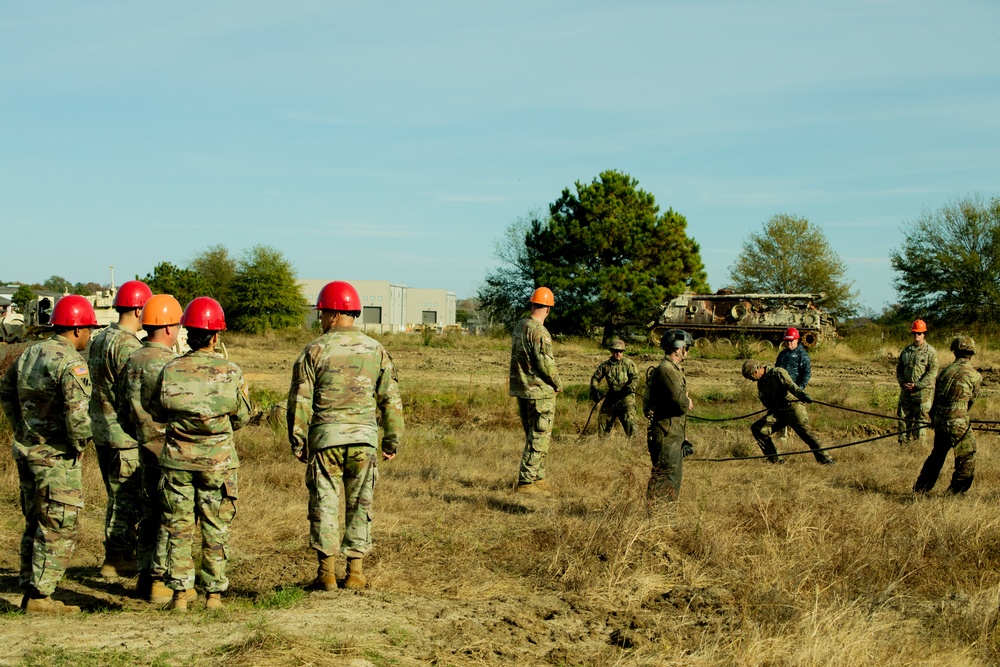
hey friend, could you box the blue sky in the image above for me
[2,1,998,314]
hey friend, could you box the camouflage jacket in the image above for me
[119,341,178,458]
[931,358,981,422]
[0,335,92,463]
[151,350,252,471]
[643,357,688,420]
[88,322,142,449]
[896,342,938,393]
[591,356,638,400]
[508,317,562,399]
[287,326,404,457]
[757,366,809,412]
[776,345,811,388]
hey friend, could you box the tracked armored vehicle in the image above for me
[649,291,837,348]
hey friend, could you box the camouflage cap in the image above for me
[951,335,977,355]
[609,338,626,352]
[741,359,762,379]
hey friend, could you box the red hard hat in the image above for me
[315,281,360,311]
[911,319,927,333]
[530,287,555,307]
[783,327,800,341]
[50,294,98,327]
[114,280,153,308]
[181,296,226,331]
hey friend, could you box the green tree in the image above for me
[890,195,1000,326]
[142,262,208,307]
[227,245,306,333]
[42,275,73,293]
[728,214,859,319]
[481,171,707,339]
[190,244,237,311]
[478,214,542,331]
[11,284,35,315]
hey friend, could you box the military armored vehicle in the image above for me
[649,291,837,348]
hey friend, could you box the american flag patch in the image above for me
[73,366,88,376]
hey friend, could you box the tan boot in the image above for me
[309,553,338,591]
[167,589,188,612]
[149,580,173,604]
[343,558,366,591]
[100,550,136,578]
[25,597,81,614]
[516,482,551,496]
[205,593,223,610]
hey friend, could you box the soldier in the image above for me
[0,295,101,613]
[896,319,938,445]
[89,279,152,577]
[913,336,982,495]
[642,329,693,501]
[742,360,835,465]
[509,287,563,496]
[287,281,403,591]
[775,327,810,441]
[119,294,184,604]
[150,297,251,611]
[590,338,639,438]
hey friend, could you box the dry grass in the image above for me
[2,331,1000,665]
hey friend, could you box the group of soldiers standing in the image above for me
[1,279,403,614]
[507,287,984,503]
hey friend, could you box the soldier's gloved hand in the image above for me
[590,389,604,402]
[800,393,814,404]
[681,440,694,457]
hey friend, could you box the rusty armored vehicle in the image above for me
[649,291,837,348]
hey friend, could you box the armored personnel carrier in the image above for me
[649,291,837,348]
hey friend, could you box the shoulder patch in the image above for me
[73,366,89,376]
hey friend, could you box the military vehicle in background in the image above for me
[0,290,118,344]
[649,290,837,348]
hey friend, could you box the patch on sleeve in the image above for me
[73,366,89,376]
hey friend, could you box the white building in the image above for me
[298,280,456,333]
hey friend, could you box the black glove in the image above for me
[681,440,694,457]
[590,389,604,402]
[800,392,814,404]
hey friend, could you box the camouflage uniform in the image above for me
[751,366,833,464]
[643,356,688,500]
[896,341,938,445]
[287,327,403,559]
[0,336,92,597]
[590,356,639,437]
[120,341,178,578]
[913,358,981,494]
[509,317,562,485]
[150,350,251,593]
[88,322,143,559]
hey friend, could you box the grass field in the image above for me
[2,330,1000,666]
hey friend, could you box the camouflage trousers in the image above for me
[95,445,142,557]
[897,391,933,445]
[137,447,168,577]
[16,455,83,597]
[516,396,556,485]
[751,404,833,464]
[647,416,685,501]
[307,445,377,559]
[160,467,238,592]
[914,417,976,494]
[598,394,637,438]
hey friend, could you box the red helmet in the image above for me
[181,296,226,331]
[114,280,153,308]
[315,281,360,311]
[783,327,800,341]
[50,294,98,327]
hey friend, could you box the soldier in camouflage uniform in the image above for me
[89,280,152,577]
[0,295,101,614]
[896,319,938,446]
[643,329,693,501]
[287,281,404,591]
[150,297,251,611]
[509,287,563,496]
[119,294,182,603]
[742,360,834,465]
[913,336,982,495]
[590,338,638,438]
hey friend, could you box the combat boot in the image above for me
[149,580,173,604]
[516,481,551,496]
[309,553,338,591]
[343,558,366,591]
[25,597,81,614]
[100,550,135,578]
[167,589,189,612]
[205,593,223,610]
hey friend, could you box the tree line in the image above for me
[479,169,999,337]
